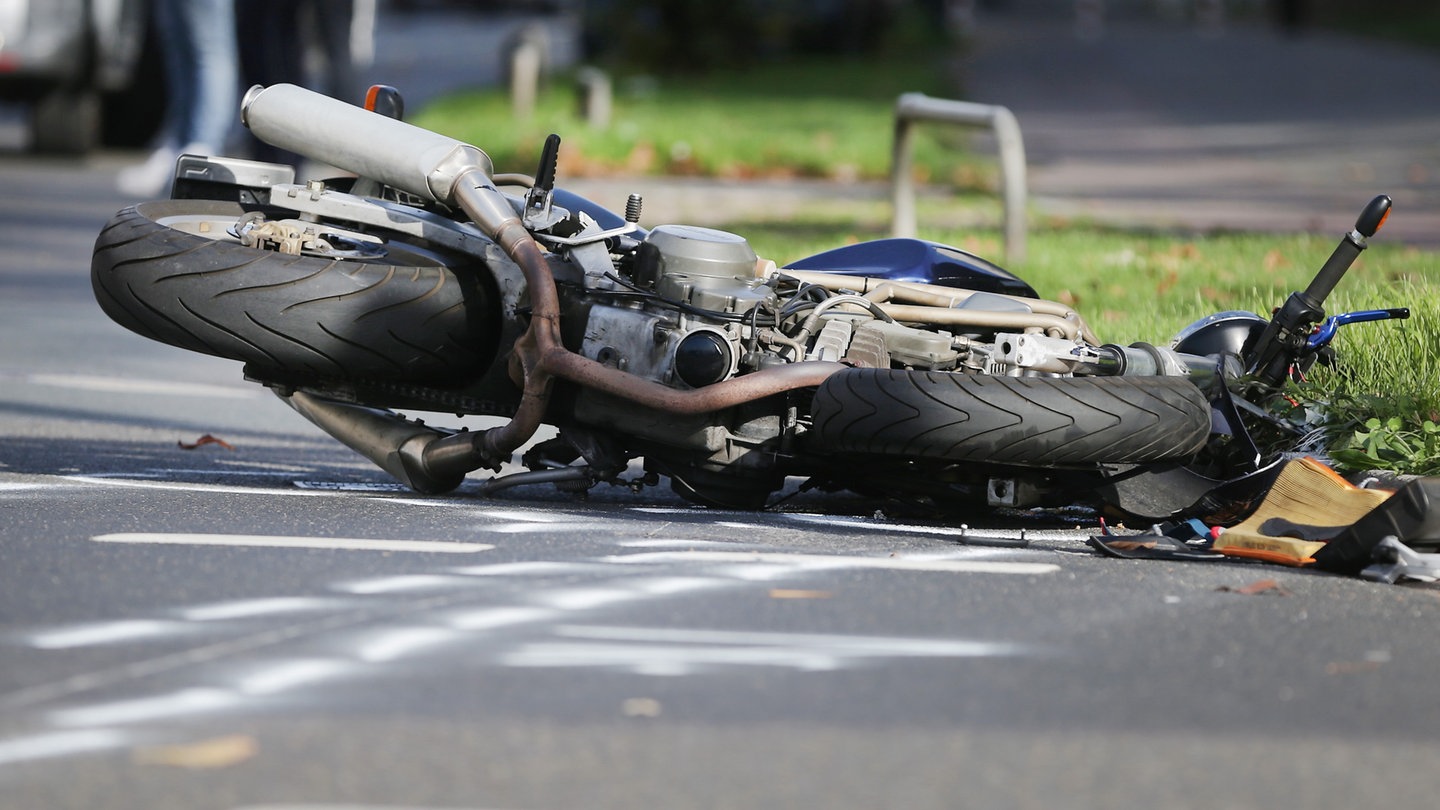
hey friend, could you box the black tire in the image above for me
[811,369,1210,466]
[91,200,498,385]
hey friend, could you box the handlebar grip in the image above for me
[1302,238,1363,306]
[241,83,495,205]
[1301,194,1391,306]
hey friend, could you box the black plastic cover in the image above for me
[1312,477,1440,574]
[783,238,1037,298]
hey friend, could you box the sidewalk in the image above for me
[959,15,1440,244]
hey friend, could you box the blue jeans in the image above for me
[153,0,238,151]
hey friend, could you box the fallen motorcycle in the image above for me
[91,83,1407,520]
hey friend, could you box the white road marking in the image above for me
[449,561,618,577]
[28,620,189,650]
[234,659,353,696]
[91,533,493,554]
[604,550,1060,575]
[533,587,643,611]
[179,597,342,622]
[49,688,238,727]
[332,574,479,594]
[353,626,462,663]
[66,475,371,498]
[475,508,584,522]
[25,373,262,399]
[502,624,1036,675]
[0,729,130,765]
[0,482,51,492]
[438,606,556,631]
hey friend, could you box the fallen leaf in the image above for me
[133,734,257,769]
[1262,249,1291,271]
[1217,579,1293,596]
[178,434,234,451]
[622,698,662,718]
[769,589,834,600]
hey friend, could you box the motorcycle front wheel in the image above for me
[810,369,1210,465]
[91,200,499,385]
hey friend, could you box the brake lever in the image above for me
[1306,308,1410,351]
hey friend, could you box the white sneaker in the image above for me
[117,145,181,198]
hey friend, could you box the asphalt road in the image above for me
[5,139,1440,810]
[3,10,1440,810]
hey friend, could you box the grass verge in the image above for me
[411,54,979,182]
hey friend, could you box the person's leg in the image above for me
[174,0,239,152]
[312,0,358,103]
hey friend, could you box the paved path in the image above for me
[963,15,1440,243]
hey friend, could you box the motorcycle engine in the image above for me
[580,224,774,390]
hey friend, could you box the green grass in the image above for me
[733,205,1440,474]
[412,54,977,182]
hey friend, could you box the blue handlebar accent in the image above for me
[1307,308,1410,349]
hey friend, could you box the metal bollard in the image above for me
[576,67,612,129]
[890,92,1028,263]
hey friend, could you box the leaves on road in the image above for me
[178,434,234,451]
[1216,579,1293,596]
[133,733,257,769]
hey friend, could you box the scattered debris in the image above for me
[1088,519,1224,562]
[1088,456,1440,585]
[1213,457,1389,566]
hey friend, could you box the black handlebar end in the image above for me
[1356,194,1392,238]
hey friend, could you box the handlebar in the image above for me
[1302,194,1391,305]
[1246,194,1392,388]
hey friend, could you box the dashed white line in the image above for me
[604,550,1060,575]
[27,620,189,650]
[0,729,130,766]
[91,533,493,554]
[179,597,342,622]
[25,373,262,399]
[48,687,238,727]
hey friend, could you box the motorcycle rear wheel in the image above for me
[91,200,498,385]
[811,369,1210,465]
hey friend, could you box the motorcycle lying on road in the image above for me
[91,83,1407,521]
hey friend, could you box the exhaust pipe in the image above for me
[281,390,483,495]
